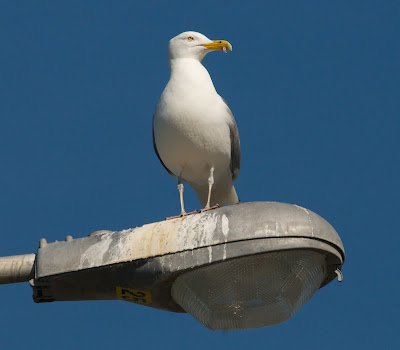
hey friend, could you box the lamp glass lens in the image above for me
[171,250,326,330]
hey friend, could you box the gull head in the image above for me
[168,31,232,62]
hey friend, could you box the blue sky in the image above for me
[0,1,398,349]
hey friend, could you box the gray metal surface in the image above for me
[0,254,35,284]
[29,202,345,311]
[35,202,345,279]
[0,202,345,313]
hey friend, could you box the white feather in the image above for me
[153,31,240,208]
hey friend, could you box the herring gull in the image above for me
[153,31,241,216]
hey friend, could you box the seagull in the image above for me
[153,31,241,216]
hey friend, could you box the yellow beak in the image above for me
[201,40,233,52]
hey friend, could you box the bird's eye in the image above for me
[187,36,194,42]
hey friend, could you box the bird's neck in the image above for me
[168,58,216,93]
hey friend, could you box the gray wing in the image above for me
[221,98,241,182]
[152,115,175,176]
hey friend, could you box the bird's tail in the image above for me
[193,184,239,208]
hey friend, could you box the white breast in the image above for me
[153,58,232,185]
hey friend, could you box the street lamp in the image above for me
[0,202,344,330]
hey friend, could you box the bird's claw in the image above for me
[200,204,220,212]
[166,205,220,220]
[166,210,200,220]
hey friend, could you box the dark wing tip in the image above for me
[221,98,241,182]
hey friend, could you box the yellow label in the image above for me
[116,286,151,305]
